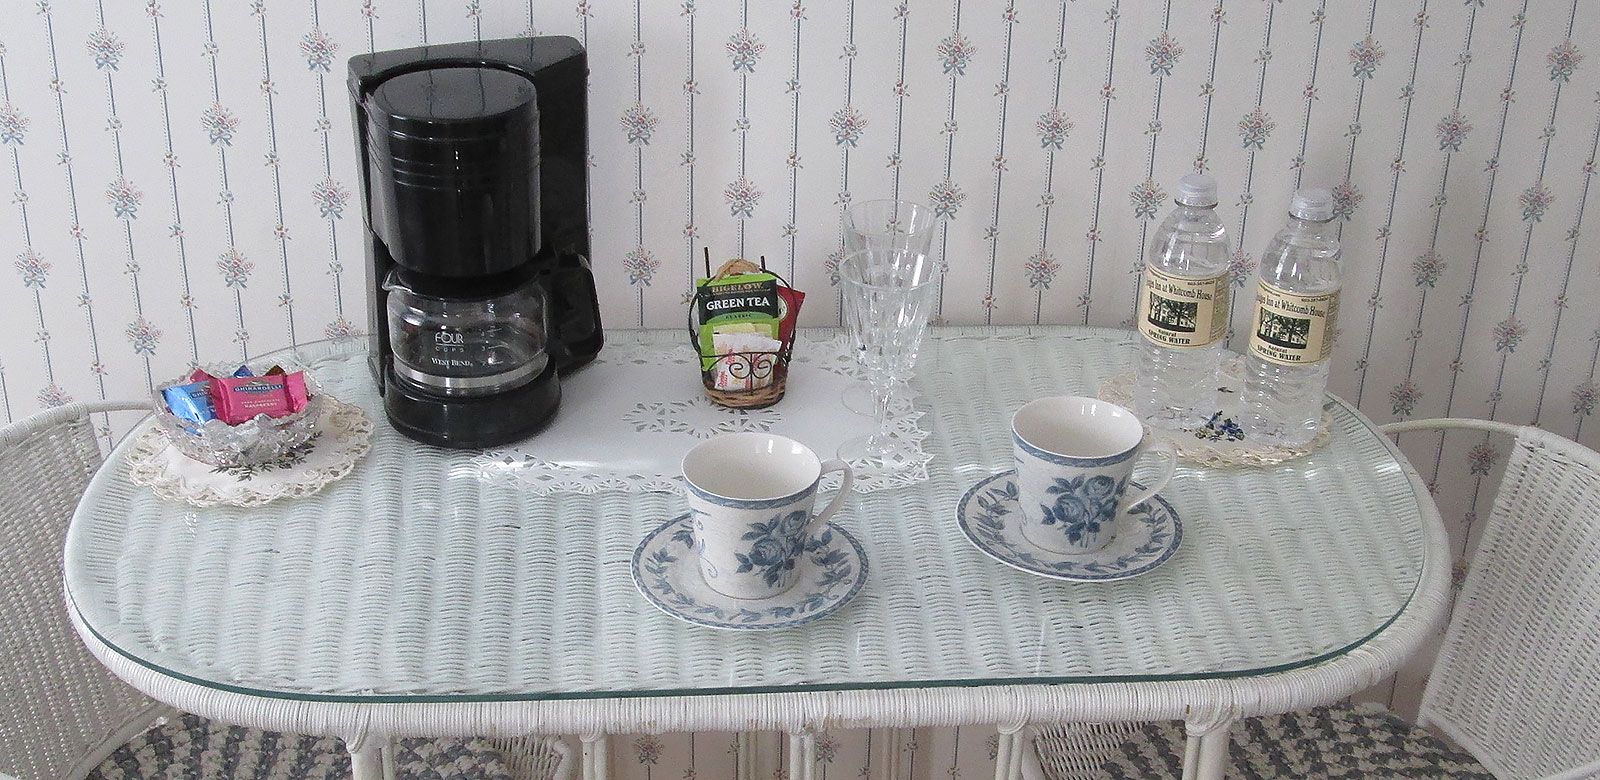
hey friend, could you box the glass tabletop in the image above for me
[64,326,1426,703]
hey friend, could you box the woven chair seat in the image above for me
[87,714,519,780]
[1034,702,1492,780]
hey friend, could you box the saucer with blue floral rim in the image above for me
[957,471,1183,582]
[631,514,868,630]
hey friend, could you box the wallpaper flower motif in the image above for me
[15,250,49,289]
[620,103,658,146]
[217,249,253,289]
[311,178,350,219]
[928,179,965,219]
[724,176,762,218]
[1350,34,1386,78]
[1547,40,1583,83]
[1413,250,1445,288]
[124,318,161,356]
[1145,31,1182,76]
[1025,251,1059,290]
[1520,182,1555,222]
[1129,179,1166,220]
[830,106,867,147]
[200,104,240,146]
[105,178,141,219]
[937,32,975,76]
[1436,109,1472,152]
[726,28,763,73]
[300,29,338,72]
[1035,108,1073,150]
[86,27,125,71]
[1238,107,1275,150]
[0,104,27,144]
[1331,181,1363,221]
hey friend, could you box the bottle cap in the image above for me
[1174,173,1218,207]
[1290,187,1335,221]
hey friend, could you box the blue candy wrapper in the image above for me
[162,381,217,428]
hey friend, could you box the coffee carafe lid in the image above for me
[369,66,536,142]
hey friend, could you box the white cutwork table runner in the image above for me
[472,329,931,494]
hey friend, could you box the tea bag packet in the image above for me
[695,261,785,391]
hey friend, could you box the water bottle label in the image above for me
[1136,265,1231,348]
[1248,281,1341,366]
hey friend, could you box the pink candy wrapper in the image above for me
[208,371,309,424]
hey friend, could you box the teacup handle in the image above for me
[806,459,855,537]
[1123,438,1177,511]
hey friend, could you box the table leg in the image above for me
[580,733,609,780]
[993,726,1025,780]
[1181,718,1234,780]
[736,732,758,780]
[787,731,815,780]
[346,736,395,780]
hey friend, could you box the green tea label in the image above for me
[1136,264,1231,348]
[1247,281,1340,366]
[693,272,782,371]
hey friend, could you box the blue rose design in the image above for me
[735,510,813,587]
[1041,475,1115,545]
[1042,493,1090,526]
[777,509,809,537]
[1083,475,1116,500]
[747,537,789,567]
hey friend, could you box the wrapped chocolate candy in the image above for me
[162,381,217,427]
[208,372,310,424]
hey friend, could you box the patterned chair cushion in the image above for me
[1040,702,1495,780]
[88,714,518,780]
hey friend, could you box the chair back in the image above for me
[1400,420,1600,780]
[0,402,165,780]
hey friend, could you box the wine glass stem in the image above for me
[868,378,895,453]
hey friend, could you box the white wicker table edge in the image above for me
[75,572,1446,736]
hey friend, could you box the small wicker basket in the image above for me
[699,349,790,409]
[689,256,796,409]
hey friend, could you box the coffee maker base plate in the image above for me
[383,362,561,449]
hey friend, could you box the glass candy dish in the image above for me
[150,366,327,467]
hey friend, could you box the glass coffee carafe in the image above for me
[384,269,550,398]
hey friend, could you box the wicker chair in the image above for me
[1,401,571,780]
[1028,418,1600,780]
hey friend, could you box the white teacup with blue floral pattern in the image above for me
[682,433,854,600]
[1012,396,1177,555]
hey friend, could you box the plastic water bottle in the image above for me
[1135,173,1233,430]
[1243,188,1342,446]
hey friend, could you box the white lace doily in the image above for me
[1097,357,1331,467]
[126,397,374,507]
[474,332,932,494]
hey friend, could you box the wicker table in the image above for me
[63,327,1450,780]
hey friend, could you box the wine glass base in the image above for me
[836,434,923,475]
[841,381,917,417]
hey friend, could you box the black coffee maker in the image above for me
[349,36,603,448]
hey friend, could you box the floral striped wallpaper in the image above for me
[3,0,1597,777]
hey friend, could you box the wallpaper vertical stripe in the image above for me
[3,1,1598,777]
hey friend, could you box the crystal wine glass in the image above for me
[841,200,939,415]
[836,247,942,466]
